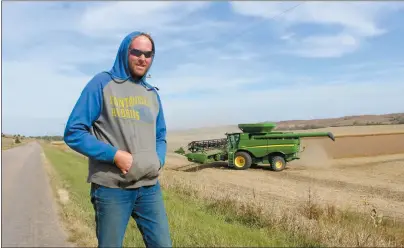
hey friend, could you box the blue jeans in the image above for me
[90,181,172,248]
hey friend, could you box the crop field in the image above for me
[2,136,29,150]
[161,124,404,246]
[41,123,404,247]
[2,137,15,150]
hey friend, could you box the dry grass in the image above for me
[1,137,29,150]
[40,147,98,247]
[42,143,312,247]
[160,175,404,247]
[50,141,66,145]
[38,122,404,247]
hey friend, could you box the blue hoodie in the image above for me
[64,31,167,188]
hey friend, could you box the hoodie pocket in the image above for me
[124,150,161,182]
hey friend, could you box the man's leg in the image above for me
[90,183,134,248]
[132,181,172,247]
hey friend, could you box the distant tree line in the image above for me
[2,133,64,143]
[390,116,404,124]
[271,114,404,131]
[31,135,64,141]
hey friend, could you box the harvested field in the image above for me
[2,136,30,150]
[302,133,404,159]
[46,123,404,246]
[2,137,15,150]
[163,125,404,222]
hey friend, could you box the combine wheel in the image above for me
[233,151,252,170]
[270,156,286,172]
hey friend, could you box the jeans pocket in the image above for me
[124,150,161,182]
[90,183,99,204]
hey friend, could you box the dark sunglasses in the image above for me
[129,49,154,58]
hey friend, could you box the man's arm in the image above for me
[155,93,167,167]
[64,73,118,162]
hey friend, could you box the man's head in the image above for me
[109,31,156,82]
[128,34,154,80]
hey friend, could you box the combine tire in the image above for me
[270,156,286,172]
[233,151,252,170]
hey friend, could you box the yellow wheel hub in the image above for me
[234,156,245,167]
[275,161,283,169]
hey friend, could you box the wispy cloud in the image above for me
[287,33,359,58]
[230,1,403,58]
[2,1,404,136]
[78,1,210,38]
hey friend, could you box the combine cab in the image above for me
[182,123,335,172]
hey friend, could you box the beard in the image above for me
[129,62,149,79]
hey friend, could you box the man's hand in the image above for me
[114,150,133,174]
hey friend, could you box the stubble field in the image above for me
[41,123,404,247]
[159,124,404,246]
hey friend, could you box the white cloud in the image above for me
[230,1,403,58]
[78,1,210,38]
[285,33,360,58]
[5,57,401,135]
[149,46,276,96]
[2,1,403,136]
[157,58,404,129]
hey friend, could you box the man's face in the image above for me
[128,35,153,79]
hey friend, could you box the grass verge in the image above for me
[1,137,28,150]
[41,143,318,247]
[160,174,404,247]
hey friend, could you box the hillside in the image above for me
[170,112,404,134]
[272,112,404,130]
[166,112,404,152]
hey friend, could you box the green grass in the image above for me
[41,142,404,247]
[42,143,317,247]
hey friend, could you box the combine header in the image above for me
[181,123,335,171]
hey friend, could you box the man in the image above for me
[64,31,171,248]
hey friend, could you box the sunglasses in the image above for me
[129,48,154,58]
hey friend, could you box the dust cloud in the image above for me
[296,142,333,169]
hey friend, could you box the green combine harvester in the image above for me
[181,123,335,171]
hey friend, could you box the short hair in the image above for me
[135,32,155,53]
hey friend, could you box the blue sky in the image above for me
[2,1,404,136]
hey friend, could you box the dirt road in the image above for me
[2,142,73,247]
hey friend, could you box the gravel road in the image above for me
[2,142,74,247]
